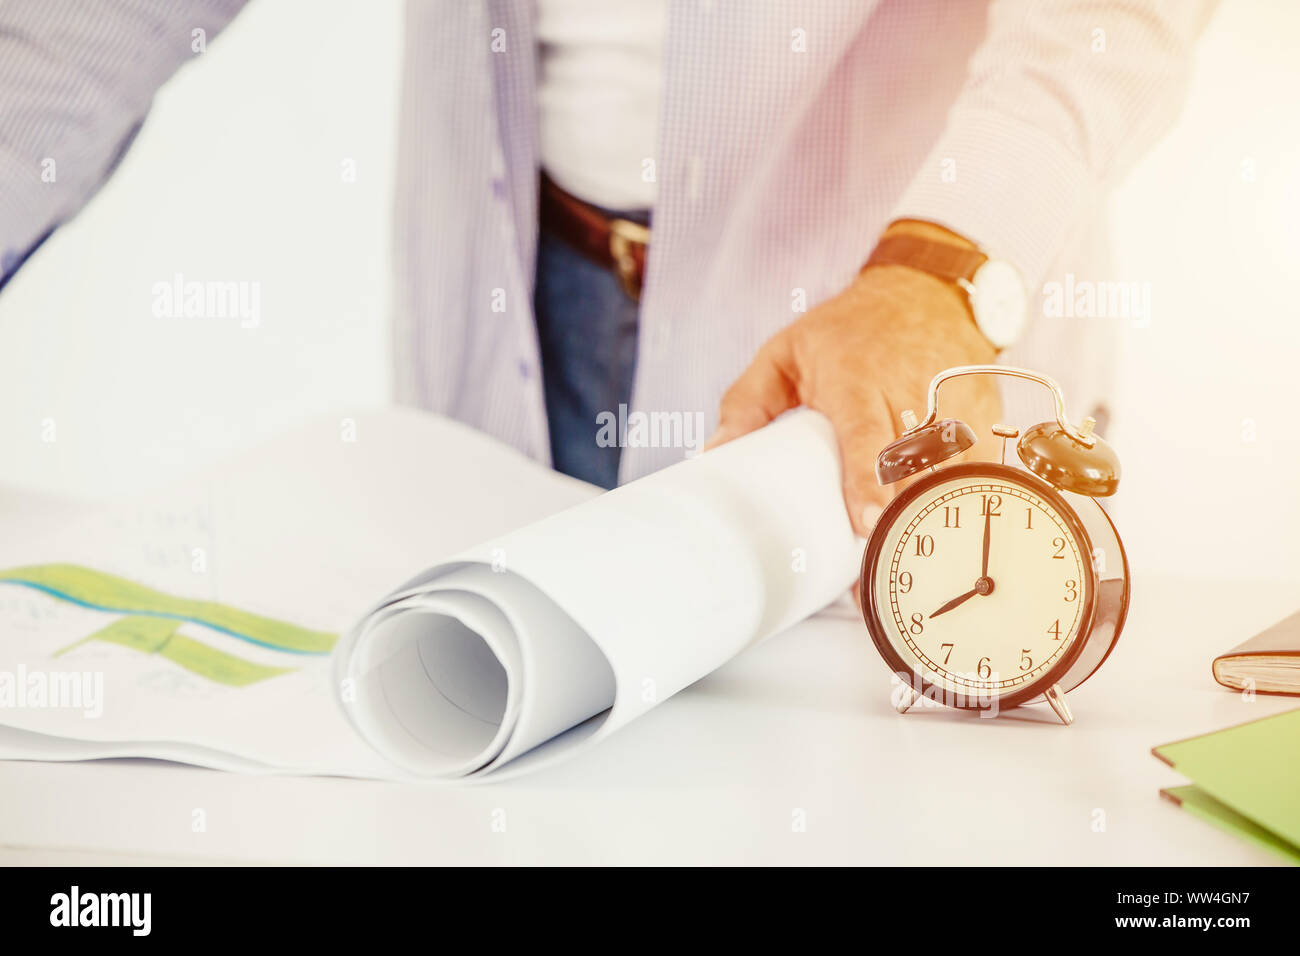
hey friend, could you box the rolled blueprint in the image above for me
[333,409,860,779]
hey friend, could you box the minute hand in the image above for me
[981,508,992,578]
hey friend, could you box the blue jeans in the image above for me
[533,211,647,489]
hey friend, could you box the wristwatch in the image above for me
[863,228,1028,350]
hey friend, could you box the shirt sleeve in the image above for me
[890,0,1218,290]
[0,0,247,284]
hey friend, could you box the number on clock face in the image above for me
[872,475,1088,695]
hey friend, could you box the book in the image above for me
[1160,785,1300,865]
[0,406,858,780]
[1154,709,1300,863]
[1213,610,1300,695]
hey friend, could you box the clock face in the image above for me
[866,465,1094,705]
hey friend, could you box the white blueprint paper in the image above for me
[0,407,858,779]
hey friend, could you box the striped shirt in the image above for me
[0,0,1212,482]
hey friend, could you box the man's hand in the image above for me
[705,227,1002,538]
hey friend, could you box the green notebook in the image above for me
[1161,786,1300,864]
[1154,708,1300,863]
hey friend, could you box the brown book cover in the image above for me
[1213,609,1300,695]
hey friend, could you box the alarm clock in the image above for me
[857,365,1129,724]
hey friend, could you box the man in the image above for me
[0,0,1212,538]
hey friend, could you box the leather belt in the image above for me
[539,172,649,302]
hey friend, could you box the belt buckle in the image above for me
[608,218,650,301]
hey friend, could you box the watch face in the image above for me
[968,259,1028,349]
[861,463,1095,709]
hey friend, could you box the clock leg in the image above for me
[1044,683,1073,726]
[895,685,921,714]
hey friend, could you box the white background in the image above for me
[0,0,1296,584]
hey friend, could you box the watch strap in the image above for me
[863,234,988,284]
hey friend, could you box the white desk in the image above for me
[0,571,1294,865]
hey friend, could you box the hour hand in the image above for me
[930,587,980,619]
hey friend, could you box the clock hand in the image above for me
[929,575,996,620]
[930,587,980,619]
[981,508,992,578]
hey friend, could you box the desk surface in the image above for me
[0,570,1294,866]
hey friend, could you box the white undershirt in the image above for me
[536,0,667,210]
